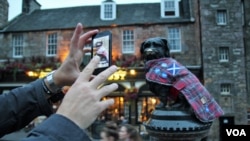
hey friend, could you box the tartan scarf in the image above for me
[145,58,224,122]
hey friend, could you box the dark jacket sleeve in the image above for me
[0,79,53,137]
[22,114,91,141]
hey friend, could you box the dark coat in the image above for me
[0,79,90,141]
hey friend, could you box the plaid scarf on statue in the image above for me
[145,58,224,123]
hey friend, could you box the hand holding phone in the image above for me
[91,30,112,75]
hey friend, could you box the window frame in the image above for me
[220,83,231,95]
[12,34,24,58]
[122,30,135,54]
[219,46,229,62]
[161,0,180,18]
[101,2,116,20]
[46,32,58,56]
[216,9,227,25]
[167,27,181,52]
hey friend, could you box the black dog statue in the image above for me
[140,37,224,123]
[140,37,188,109]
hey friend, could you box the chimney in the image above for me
[22,0,41,14]
[0,0,9,28]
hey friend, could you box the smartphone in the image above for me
[91,30,112,75]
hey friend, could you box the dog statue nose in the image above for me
[145,48,154,52]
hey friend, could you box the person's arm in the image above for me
[0,79,53,137]
[21,56,118,141]
[22,114,91,141]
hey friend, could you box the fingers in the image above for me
[78,29,99,49]
[79,56,100,81]
[96,83,118,100]
[71,23,83,48]
[90,65,118,88]
[98,99,115,112]
[71,23,98,51]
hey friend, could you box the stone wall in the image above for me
[0,0,8,28]
[243,0,250,109]
[200,0,248,140]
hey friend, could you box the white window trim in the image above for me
[101,2,116,20]
[219,47,229,62]
[12,34,24,58]
[122,30,135,54]
[46,33,58,57]
[161,0,180,18]
[220,83,231,95]
[216,10,227,25]
[168,27,181,52]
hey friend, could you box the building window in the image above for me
[219,47,229,62]
[168,27,181,52]
[137,97,160,123]
[101,1,116,20]
[12,34,24,58]
[122,30,134,54]
[220,83,231,95]
[101,96,127,122]
[161,0,180,18]
[217,10,227,25]
[47,33,57,56]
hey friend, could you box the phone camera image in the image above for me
[92,30,112,75]
[93,39,109,68]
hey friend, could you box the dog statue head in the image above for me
[140,37,170,62]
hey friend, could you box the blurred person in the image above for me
[0,23,118,141]
[119,124,142,141]
[118,115,128,125]
[100,121,119,141]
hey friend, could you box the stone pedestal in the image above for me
[144,109,212,141]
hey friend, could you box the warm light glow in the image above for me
[151,98,157,105]
[120,97,124,102]
[129,69,136,75]
[108,69,127,80]
[111,24,117,27]
[38,71,52,78]
[26,71,39,77]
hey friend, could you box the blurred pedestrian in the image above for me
[118,115,128,125]
[119,124,142,141]
[100,121,119,141]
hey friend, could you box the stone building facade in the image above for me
[0,0,249,140]
[200,0,250,140]
[0,0,8,28]
[243,0,250,113]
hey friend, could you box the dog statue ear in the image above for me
[161,38,170,57]
[140,41,146,54]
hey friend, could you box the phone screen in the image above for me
[91,31,112,74]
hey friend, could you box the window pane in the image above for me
[47,33,57,56]
[137,97,160,123]
[220,83,231,95]
[122,30,134,53]
[219,47,229,62]
[168,28,181,51]
[12,35,24,57]
[164,0,175,16]
[217,10,227,25]
[104,4,113,19]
